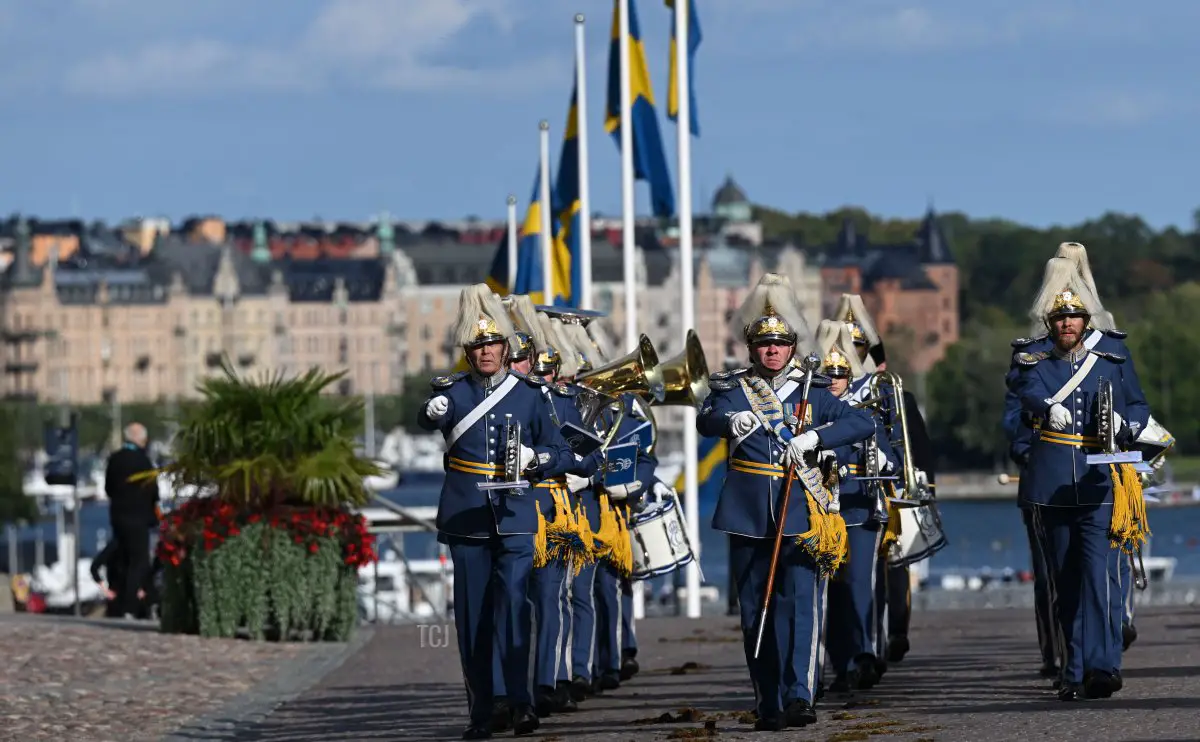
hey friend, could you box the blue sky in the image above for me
[0,0,1197,231]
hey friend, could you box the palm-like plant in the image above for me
[154,360,384,510]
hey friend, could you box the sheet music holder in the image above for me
[602,441,639,488]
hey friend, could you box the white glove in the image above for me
[566,473,590,493]
[729,411,758,437]
[519,445,536,471]
[1048,404,1072,431]
[606,480,642,501]
[782,430,820,468]
[915,469,929,489]
[1113,411,1124,431]
[652,481,674,500]
[879,454,895,473]
[425,395,449,420]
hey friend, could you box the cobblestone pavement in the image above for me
[224,604,1200,742]
[0,614,362,742]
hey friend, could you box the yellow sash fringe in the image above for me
[880,485,903,556]
[793,483,849,578]
[545,486,596,577]
[1109,463,1151,552]
[591,494,634,576]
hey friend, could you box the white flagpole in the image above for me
[574,14,594,311]
[618,0,637,351]
[539,120,554,302]
[506,194,518,292]
[675,0,701,620]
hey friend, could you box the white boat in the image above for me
[357,547,452,623]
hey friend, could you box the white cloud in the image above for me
[1042,89,1179,127]
[790,3,1107,54]
[61,0,553,98]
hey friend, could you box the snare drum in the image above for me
[630,494,695,581]
[887,502,948,567]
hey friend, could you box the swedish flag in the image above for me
[665,0,701,137]
[606,0,676,219]
[553,74,584,308]
[675,436,727,513]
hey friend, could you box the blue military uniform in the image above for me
[698,362,874,726]
[1010,324,1146,665]
[418,328,574,739]
[490,378,606,720]
[1013,289,1150,701]
[1003,379,1061,677]
[590,395,655,690]
[824,363,899,692]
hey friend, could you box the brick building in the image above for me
[819,208,958,372]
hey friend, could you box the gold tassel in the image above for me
[881,486,903,555]
[593,494,618,562]
[1109,463,1151,552]
[615,506,634,577]
[576,501,595,557]
[534,505,549,569]
[793,479,849,578]
[547,486,594,578]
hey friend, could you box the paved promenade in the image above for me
[6,605,1199,741]
[212,605,1199,742]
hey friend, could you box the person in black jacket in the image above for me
[104,423,160,618]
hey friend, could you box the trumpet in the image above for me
[869,371,930,504]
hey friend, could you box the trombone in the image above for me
[868,371,930,507]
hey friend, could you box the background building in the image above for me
[1,183,957,451]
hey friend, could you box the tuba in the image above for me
[635,329,711,456]
[575,333,665,449]
[868,371,931,505]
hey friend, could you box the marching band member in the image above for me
[1004,373,1060,679]
[1013,258,1149,701]
[698,273,875,731]
[834,294,929,671]
[815,319,898,693]
[417,284,574,739]
[536,316,599,707]
[487,297,604,723]
[1054,241,1144,651]
[1010,243,1148,656]
[559,320,654,694]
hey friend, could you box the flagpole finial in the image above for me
[507,194,517,206]
[539,119,549,131]
[575,13,584,23]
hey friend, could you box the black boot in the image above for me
[510,704,540,736]
[554,681,578,711]
[854,654,880,690]
[1122,622,1138,651]
[598,670,621,691]
[462,724,492,740]
[533,685,557,717]
[569,675,593,702]
[886,635,910,662]
[620,651,639,681]
[784,699,817,727]
[489,698,511,733]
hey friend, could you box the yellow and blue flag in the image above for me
[553,74,585,308]
[606,0,675,219]
[665,0,701,137]
[674,435,727,512]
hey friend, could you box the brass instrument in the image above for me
[635,329,712,456]
[868,371,930,505]
[575,333,665,449]
[998,473,1018,485]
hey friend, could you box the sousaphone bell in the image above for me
[575,333,665,448]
